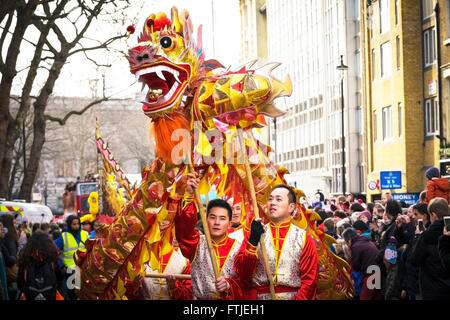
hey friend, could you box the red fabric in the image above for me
[174,201,244,299]
[170,258,193,300]
[359,276,382,300]
[234,222,319,300]
[426,178,450,203]
[296,233,319,300]
[175,201,200,261]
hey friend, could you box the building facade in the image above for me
[260,0,364,199]
[362,0,447,202]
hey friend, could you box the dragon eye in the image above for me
[160,36,173,49]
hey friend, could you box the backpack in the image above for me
[22,262,57,300]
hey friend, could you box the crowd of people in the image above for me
[0,213,100,300]
[306,167,450,300]
[1,166,450,300]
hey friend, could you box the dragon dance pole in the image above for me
[187,161,220,280]
[237,128,276,300]
[145,273,192,280]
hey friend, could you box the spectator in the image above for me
[373,203,385,220]
[379,200,402,250]
[382,192,392,205]
[353,220,371,238]
[425,167,450,204]
[346,193,355,205]
[32,223,41,234]
[383,237,402,300]
[40,223,51,235]
[400,203,428,300]
[0,222,10,300]
[366,202,375,217]
[54,215,89,300]
[349,203,365,215]
[333,210,347,224]
[336,220,352,239]
[375,199,402,298]
[323,218,338,239]
[418,190,427,204]
[81,221,90,233]
[17,231,64,300]
[89,220,100,239]
[438,224,450,274]
[342,228,381,300]
[49,223,61,241]
[17,223,29,253]
[359,210,371,225]
[0,214,19,299]
[394,213,415,248]
[411,197,450,299]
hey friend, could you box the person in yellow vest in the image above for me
[54,215,88,300]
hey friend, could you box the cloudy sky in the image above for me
[52,0,242,99]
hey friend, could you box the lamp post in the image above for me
[336,55,348,196]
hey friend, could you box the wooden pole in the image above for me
[237,128,276,300]
[187,162,220,279]
[145,273,191,280]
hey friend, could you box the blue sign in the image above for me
[380,171,402,189]
[391,193,419,205]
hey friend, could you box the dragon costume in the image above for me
[76,7,354,300]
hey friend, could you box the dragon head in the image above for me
[127,7,211,118]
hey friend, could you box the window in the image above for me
[396,36,401,70]
[424,28,436,67]
[374,111,378,141]
[398,103,403,137]
[354,0,360,20]
[381,41,392,78]
[355,50,361,76]
[425,98,439,135]
[395,0,400,25]
[379,0,390,34]
[422,0,434,20]
[355,108,363,134]
[382,106,393,140]
[446,0,450,37]
[372,49,376,80]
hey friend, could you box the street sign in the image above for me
[380,171,402,190]
[391,193,419,205]
[368,181,377,190]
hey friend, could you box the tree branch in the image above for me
[0,12,14,69]
[44,96,111,126]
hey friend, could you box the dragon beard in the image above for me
[150,112,191,164]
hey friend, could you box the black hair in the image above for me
[272,184,297,204]
[342,228,359,244]
[18,231,59,269]
[0,214,18,246]
[353,220,369,233]
[385,199,401,218]
[66,215,81,234]
[207,199,232,220]
[413,203,428,216]
[350,203,365,212]
[366,202,375,215]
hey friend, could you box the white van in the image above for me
[0,200,53,224]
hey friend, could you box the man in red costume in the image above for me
[175,172,245,300]
[236,184,319,300]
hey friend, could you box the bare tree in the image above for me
[0,0,139,201]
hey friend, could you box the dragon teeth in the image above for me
[155,69,166,81]
[174,73,181,84]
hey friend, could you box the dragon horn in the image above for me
[171,7,182,34]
